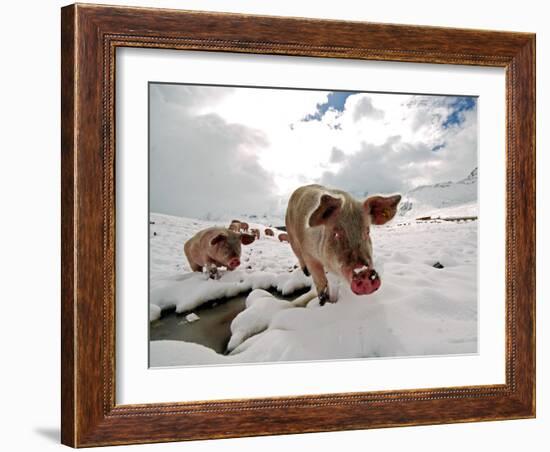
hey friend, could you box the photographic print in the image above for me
[148,83,478,367]
[61,6,535,444]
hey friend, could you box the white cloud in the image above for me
[150,84,477,218]
[329,147,346,163]
[353,96,384,121]
[149,85,280,219]
[315,93,477,195]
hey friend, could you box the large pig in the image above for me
[285,184,401,305]
[184,227,255,279]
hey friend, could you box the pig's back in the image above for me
[286,184,354,235]
[286,185,325,239]
[185,227,222,265]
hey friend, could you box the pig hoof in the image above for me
[302,266,310,277]
[318,289,329,306]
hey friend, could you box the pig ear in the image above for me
[240,233,255,245]
[309,194,343,227]
[364,195,402,225]
[210,233,226,246]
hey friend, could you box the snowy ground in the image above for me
[149,211,478,367]
[149,214,310,320]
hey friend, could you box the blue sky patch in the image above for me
[442,96,477,128]
[302,91,357,122]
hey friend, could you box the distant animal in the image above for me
[278,233,289,242]
[264,228,274,237]
[239,221,249,232]
[184,227,255,279]
[250,228,260,239]
[228,220,241,232]
[285,184,401,305]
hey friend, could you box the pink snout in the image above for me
[227,258,241,270]
[351,269,381,295]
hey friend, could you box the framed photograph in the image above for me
[61,3,535,447]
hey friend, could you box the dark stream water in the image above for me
[150,289,308,354]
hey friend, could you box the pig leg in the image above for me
[189,262,203,272]
[303,254,330,306]
[288,236,310,276]
[184,247,202,272]
[205,261,220,280]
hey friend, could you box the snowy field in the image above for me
[149,209,478,367]
[149,214,310,321]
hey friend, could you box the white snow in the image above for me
[150,210,478,366]
[227,289,294,352]
[149,304,161,322]
[150,340,227,367]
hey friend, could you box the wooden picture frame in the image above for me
[61,3,535,447]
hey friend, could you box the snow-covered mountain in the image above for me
[398,168,478,219]
[198,212,286,229]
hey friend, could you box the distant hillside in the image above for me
[224,213,286,229]
[398,168,478,219]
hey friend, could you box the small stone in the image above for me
[185,313,200,323]
[433,262,444,269]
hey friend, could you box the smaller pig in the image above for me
[264,228,274,237]
[239,221,249,232]
[228,221,241,232]
[250,228,261,239]
[278,233,289,242]
[184,227,255,279]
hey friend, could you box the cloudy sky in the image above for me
[149,83,477,220]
